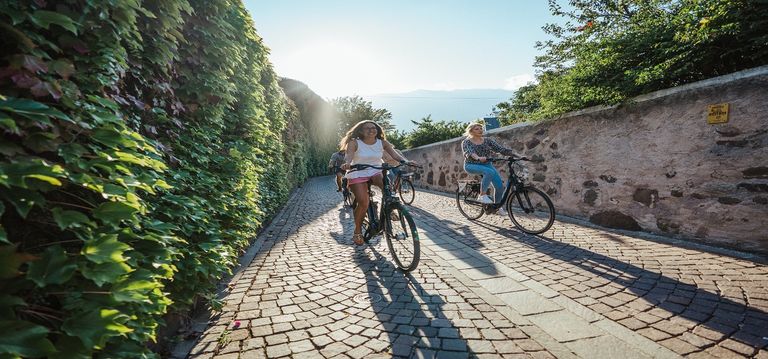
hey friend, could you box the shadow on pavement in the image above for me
[407,205,501,276]
[352,240,471,358]
[423,205,768,353]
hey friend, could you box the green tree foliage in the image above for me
[404,116,467,148]
[498,0,768,121]
[330,96,394,139]
[495,84,541,126]
[386,129,409,149]
[0,1,316,357]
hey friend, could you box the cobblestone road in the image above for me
[178,176,768,359]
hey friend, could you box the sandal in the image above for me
[352,233,364,245]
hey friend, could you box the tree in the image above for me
[527,0,768,118]
[330,96,394,138]
[495,83,541,125]
[386,129,408,149]
[405,116,467,148]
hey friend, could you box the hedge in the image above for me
[0,1,312,357]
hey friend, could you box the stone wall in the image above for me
[403,66,768,254]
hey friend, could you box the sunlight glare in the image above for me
[276,40,402,99]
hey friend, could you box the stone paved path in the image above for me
[178,176,768,359]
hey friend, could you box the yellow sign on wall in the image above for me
[707,103,729,124]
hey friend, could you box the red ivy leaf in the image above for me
[30,81,62,100]
[49,59,75,79]
[0,66,19,79]
[11,72,41,88]
[72,42,89,54]
[10,55,48,73]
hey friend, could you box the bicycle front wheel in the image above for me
[506,187,555,234]
[398,179,416,205]
[456,182,484,220]
[384,204,420,271]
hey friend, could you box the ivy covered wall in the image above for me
[0,1,315,357]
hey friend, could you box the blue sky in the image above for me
[243,0,565,99]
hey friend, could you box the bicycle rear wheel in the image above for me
[398,179,416,205]
[343,190,353,207]
[506,187,555,234]
[456,182,484,220]
[384,204,420,271]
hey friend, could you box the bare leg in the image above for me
[335,173,343,191]
[350,182,370,235]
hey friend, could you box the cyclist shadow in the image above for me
[407,206,501,276]
[352,241,469,357]
[449,215,768,352]
[330,201,359,245]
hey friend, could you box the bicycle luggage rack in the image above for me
[457,180,481,191]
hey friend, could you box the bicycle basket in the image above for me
[513,162,529,182]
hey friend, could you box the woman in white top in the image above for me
[340,120,413,245]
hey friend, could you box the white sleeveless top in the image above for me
[346,139,383,179]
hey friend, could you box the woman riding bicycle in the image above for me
[340,120,413,245]
[462,122,521,216]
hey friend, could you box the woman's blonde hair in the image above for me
[339,120,386,150]
[464,122,484,138]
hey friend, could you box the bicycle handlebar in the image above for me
[348,162,414,172]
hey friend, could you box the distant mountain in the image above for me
[364,89,515,131]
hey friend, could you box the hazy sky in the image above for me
[243,0,564,99]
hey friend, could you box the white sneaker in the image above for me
[497,208,508,216]
[478,195,493,204]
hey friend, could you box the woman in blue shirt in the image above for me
[461,123,519,215]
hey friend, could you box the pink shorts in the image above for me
[347,173,382,185]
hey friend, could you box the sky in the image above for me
[243,0,565,100]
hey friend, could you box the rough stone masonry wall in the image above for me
[403,66,768,254]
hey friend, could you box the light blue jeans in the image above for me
[464,162,504,203]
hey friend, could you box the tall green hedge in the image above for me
[0,1,309,357]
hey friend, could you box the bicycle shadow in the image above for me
[419,198,768,353]
[351,241,470,357]
[407,205,501,276]
[330,205,357,246]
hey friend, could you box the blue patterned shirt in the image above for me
[461,137,515,164]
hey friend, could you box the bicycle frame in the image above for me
[465,158,526,211]
[352,163,403,235]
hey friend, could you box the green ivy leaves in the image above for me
[92,202,139,226]
[61,309,132,350]
[26,245,77,287]
[82,235,130,264]
[0,1,314,357]
[0,320,56,357]
[27,10,78,34]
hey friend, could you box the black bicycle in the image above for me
[333,166,353,207]
[349,163,420,271]
[341,177,353,207]
[391,165,420,205]
[456,157,555,234]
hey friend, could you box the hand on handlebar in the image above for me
[400,160,421,168]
